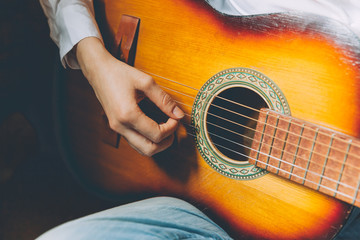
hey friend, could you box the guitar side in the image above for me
[56,0,360,239]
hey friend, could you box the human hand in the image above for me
[76,37,184,156]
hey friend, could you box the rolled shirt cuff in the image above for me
[57,3,103,69]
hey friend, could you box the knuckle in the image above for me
[143,151,153,157]
[108,118,120,131]
[151,132,163,144]
[142,144,157,157]
[118,108,135,124]
[139,75,154,89]
[109,110,134,130]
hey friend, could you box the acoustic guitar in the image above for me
[55,0,360,239]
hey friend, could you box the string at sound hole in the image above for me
[206,87,268,162]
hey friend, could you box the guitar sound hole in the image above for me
[206,87,268,162]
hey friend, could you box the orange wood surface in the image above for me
[59,0,360,239]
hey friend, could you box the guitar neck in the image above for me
[249,109,360,207]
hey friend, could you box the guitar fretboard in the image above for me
[249,109,360,207]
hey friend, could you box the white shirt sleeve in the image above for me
[206,0,360,39]
[42,0,359,69]
[40,0,102,69]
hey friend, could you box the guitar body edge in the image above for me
[57,0,360,239]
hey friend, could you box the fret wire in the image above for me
[334,140,352,197]
[173,97,360,170]
[154,74,360,151]
[277,119,292,175]
[186,129,356,200]
[255,112,269,166]
[185,122,357,191]
[352,178,360,205]
[184,107,360,178]
[317,133,335,191]
[265,115,280,170]
[289,123,305,180]
[302,128,319,185]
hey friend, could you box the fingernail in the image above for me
[173,106,185,118]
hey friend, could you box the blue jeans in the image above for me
[336,206,360,240]
[36,197,233,240]
[36,196,359,239]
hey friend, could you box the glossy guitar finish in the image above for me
[56,0,360,239]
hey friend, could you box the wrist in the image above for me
[76,37,110,82]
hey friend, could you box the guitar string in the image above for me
[160,85,360,170]
[181,111,360,175]
[142,69,360,150]
[185,129,358,201]
[162,85,359,167]
[158,79,359,158]
[185,129,358,202]
[138,70,359,203]
[185,120,358,191]
[172,95,360,171]
[181,113,359,191]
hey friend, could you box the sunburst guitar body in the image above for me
[55,0,360,239]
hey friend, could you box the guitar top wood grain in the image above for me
[56,0,360,239]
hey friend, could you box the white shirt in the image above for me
[207,0,360,37]
[40,0,360,69]
[40,0,102,68]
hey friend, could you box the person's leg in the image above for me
[335,206,360,240]
[36,196,233,240]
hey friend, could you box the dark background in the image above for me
[0,1,115,239]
